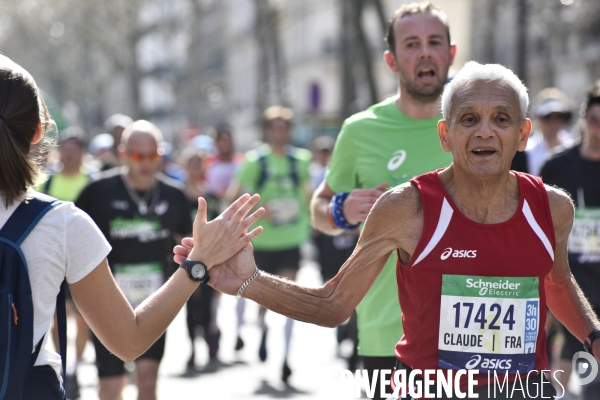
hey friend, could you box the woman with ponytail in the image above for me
[0,55,264,399]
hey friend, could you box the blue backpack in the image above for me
[0,195,67,400]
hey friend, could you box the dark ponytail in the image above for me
[0,57,55,206]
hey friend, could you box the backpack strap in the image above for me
[256,147,300,190]
[257,154,269,191]
[0,197,61,244]
[56,281,67,379]
[285,147,299,188]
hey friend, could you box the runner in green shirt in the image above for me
[227,106,312,384]
[311,3,456,398]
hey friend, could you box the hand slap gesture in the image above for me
[187,194,264,268]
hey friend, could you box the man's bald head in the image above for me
[120,120,163,146]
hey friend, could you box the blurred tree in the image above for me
[339,0,387,119]
[0,0,200,136]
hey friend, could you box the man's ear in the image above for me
[517,119,531,152]
[448,42,457,66]
[118,144,128,164]
[383,51,399,74]
[438,120,451,152]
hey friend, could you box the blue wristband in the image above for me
[330,192,360,231]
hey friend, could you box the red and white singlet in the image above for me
[395,170,555,389]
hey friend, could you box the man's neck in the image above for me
[396,87,442,120]
[439,167,520,224]
[271,143,287,156]
[542,131,561,149]
[123,169,155,191]
[60,165,81,178]
[580,143,600,162]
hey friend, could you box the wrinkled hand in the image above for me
[175,238,257,296]
[187,194,264,268]
[342,182,387,225]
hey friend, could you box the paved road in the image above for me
[75,257,359,399]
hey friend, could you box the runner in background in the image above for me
[541,80,600,400]
[512,88,575,175]
[103,114,133,171]
[309,135,359,369]
[76,120,192,400]
[202,127,247,352]
[310,3,455,398]
[36,128,92,399]
[204,126,244,203]
[179,146,222,372]
[225,106,312,384]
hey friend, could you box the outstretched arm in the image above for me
[177,184,420,328]
[544,186,600,359]
[70,194,264,362]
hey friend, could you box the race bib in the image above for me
[568,207,600,264]
[438,275,540,374]
[114,262,164,308]
[266,197,300,226]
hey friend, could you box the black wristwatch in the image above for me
[180,259,210,284]
[583,330,600,355]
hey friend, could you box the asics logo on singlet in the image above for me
[387,150,407,171]
[465,355,512,370]
[440,247,477,260]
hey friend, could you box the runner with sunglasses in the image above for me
[76,120,193,400]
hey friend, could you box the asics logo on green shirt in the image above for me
[387,150,407,171]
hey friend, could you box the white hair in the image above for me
[441,61,529,121]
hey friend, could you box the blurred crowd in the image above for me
[39,75,600,399]
[37,106,358,400]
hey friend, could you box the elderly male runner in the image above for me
[177,62,600,398]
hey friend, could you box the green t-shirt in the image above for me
[236,145,312,250]
[35,170,90,202]
[326,96,453,356]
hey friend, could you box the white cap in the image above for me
[89,133,114,155]
[536,99,570,117]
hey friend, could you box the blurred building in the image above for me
[471,0,600,106]
[180,0,472,150]
[0,0,472,148]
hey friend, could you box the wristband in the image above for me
[236,267,260,299]
[584,330,600,355]
[329,192,360,231]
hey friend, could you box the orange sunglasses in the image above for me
[127,151,162,162]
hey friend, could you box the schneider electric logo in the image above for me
[465,277,521,296]
[440,247,477,260]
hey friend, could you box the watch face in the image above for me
[191,263,206,279]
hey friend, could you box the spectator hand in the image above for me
[342,182,387,225]
[186,194,264,268]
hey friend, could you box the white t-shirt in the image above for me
[0,191,111,377]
